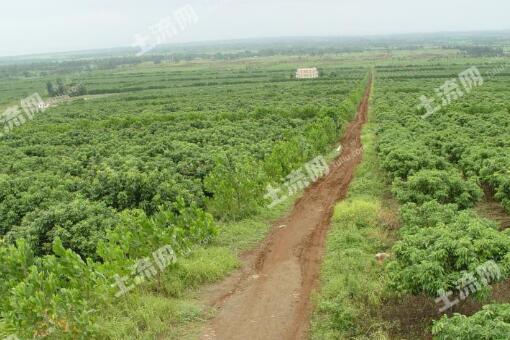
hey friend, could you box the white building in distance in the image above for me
[296,67,319,79]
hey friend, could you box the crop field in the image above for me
[374,60,510,338]
[0,59,366,254]
[311,57,510,339]
[0,55,369,338]
[1,35,510,340]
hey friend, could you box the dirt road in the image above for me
[201,76,372,340]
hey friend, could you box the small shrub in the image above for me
[432,304,510,340]
[392,169,483,209]
[388,213,510,296]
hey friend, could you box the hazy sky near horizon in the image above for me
[1,0,509,57]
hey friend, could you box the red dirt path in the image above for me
[200,76,372,340]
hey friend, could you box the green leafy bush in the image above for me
[388,213,510,296]
[399,200,458,230]
[392,169,483,209]
[205,154,267,221]
[380,144,449,180]
[262,136,314,181]
[7,198,118,259]
[0,239,106,339]
[97,199,217,277]
[495,177,510,212]
[1,202,217,338]
[85,167,199,215]
[432,304,510,340]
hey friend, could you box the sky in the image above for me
[1,0,509,57]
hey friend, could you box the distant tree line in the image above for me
[46,79,87,97]
[458,46,505,57]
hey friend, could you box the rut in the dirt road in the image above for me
[201,75,373,340]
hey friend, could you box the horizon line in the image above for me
[2,28,509,60]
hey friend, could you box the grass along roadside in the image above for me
[95,198,295,340]
[311,86,399,339]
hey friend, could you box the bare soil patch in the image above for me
[476,184,510,230]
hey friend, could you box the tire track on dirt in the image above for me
[200,74,373,340]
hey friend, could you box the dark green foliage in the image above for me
[0,175,73,235]
[46,81,56,97]
[380,144,449,180]
[263,137,312,180]
[399,200,459,230]
[1,63,366,258]
[85,166,199,214]
[205,154,267,221]
[496,178,510,212]
[388,212,510,296]
[392,169,483,209]
[7,198,118,259]
[46,79,87,97]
